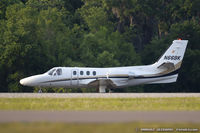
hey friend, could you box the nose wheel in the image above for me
[38,87,42,93]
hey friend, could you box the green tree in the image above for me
[78,0,110,32]
[79,27,140,67]
[0,0,200,92]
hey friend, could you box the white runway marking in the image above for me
[0,93,200,98]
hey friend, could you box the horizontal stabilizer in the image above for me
[157,62,175,70]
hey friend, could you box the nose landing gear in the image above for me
[38,87,42,93]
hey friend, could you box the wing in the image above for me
[87,78,117,88]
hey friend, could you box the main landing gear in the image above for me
[99,85,106,93]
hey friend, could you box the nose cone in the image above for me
[20,77,32,86]
[20,75,43,87]
[20,79,25,85]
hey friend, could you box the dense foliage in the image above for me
[0,0,199,92]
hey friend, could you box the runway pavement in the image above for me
[0,111,200,123]
[0,93,200,98]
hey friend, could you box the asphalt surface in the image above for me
[0,111,200,123]
[0,93,200,98]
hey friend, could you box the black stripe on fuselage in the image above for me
[134,69,179,79]
[41,76,129,83]
[41,69,179,83]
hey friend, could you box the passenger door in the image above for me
[71,69,79,86]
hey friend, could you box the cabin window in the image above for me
[56,68,62,75]
[80,71,84,75]
[73,71,77,75]
[86,71,90,75]
[93,71,96,76]
[48,69,56,76]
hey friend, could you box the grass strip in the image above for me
[0,97,199,111]
[0,122,199,133]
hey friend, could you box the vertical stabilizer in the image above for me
[155,40,188,70]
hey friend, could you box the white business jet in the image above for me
[20,40,188,93]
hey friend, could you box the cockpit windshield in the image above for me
[47,68,62,76]
[48,69,56,75]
